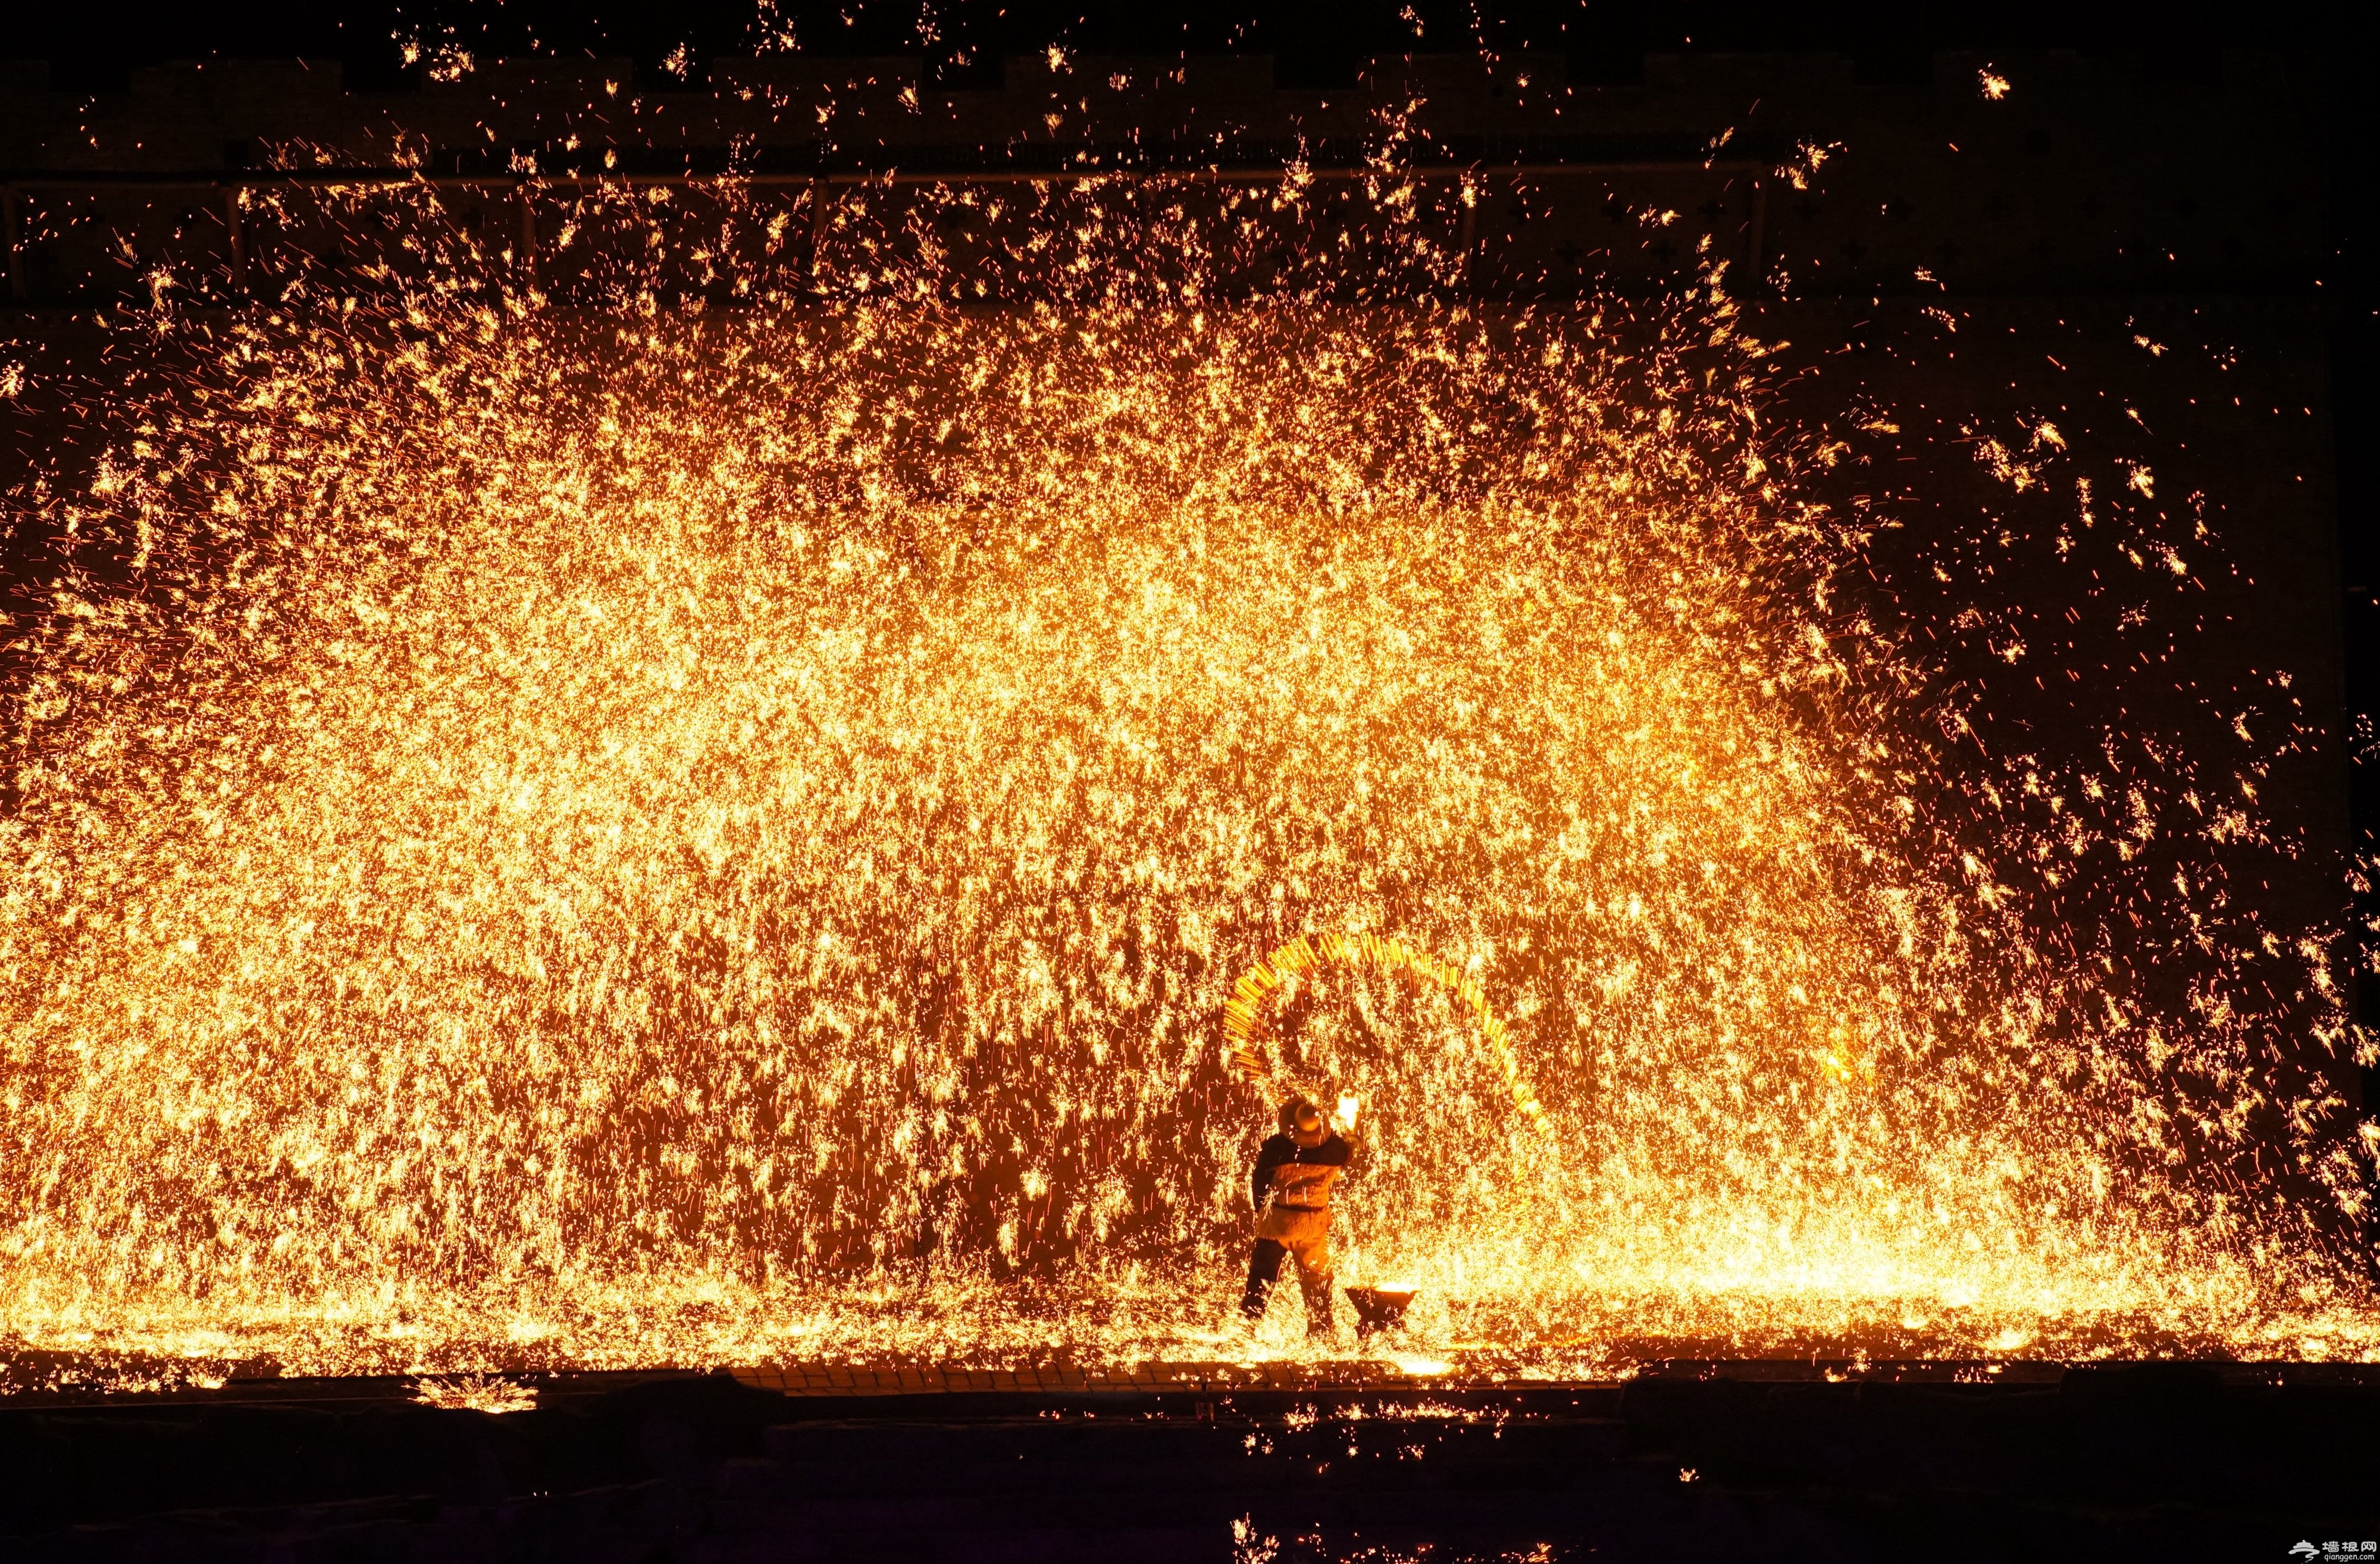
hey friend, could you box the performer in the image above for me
[1241,1095,1357,1337]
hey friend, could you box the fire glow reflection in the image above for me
[0,162,2370,1386]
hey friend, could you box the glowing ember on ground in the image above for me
[411,1372,540,1413]
[0,140,2369,1389]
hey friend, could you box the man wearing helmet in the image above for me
[1241,1095,1358,1337]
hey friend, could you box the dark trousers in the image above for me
[1241,1236,1335,1336]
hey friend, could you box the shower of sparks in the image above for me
[0,143,2370,1387]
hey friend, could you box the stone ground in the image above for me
[1,1361,2375,1560]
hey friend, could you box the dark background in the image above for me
[0,1,2357,90]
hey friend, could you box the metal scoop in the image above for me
[1344,1284,1417,1340]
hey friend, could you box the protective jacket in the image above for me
[1250,1130,1353,1217]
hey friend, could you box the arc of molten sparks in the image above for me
[1221,932,1548,1124]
